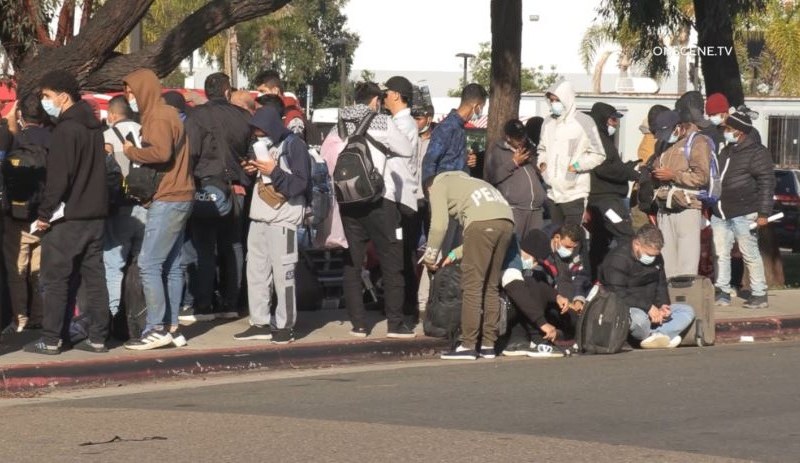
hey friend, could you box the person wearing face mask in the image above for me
[328,82,415,339]
[587,102,640,279]
[537,80,606,228]
[177,72,252,324]
[25,70,110,355]
[485,119,546,239]
[651,110,712,278]
[711,112,774,309]
[599,224,695,349]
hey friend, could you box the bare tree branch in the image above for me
[55,0,75,46]
[81,0,94,30]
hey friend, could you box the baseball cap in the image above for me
[654,110,681,143]
[381,76,414,99]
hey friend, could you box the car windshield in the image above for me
[775,171,797,195]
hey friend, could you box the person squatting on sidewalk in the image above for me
[422,171,514,360]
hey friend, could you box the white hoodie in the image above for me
[537,80,606,204]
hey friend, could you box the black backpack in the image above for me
[575,285,630,354]
[424,264,463,340]
[125,131,186,204]
[332,113,389,205]
[4,141,48,221]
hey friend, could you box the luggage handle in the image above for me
[669,274,697,288]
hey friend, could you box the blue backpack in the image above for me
[306,147,332,227]
[683,132,721,206]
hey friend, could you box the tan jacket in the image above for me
[655,128,711,210]
[637,133,656,163]
[123,69,194,202]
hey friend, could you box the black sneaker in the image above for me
[233,325,272,341]
[743,295,768,309]
[349,327,368,338]
[178,306,215,323]
[72,339,109,353]
[479,345,496,359]
[501,341,534,357]
[24,338,61,355]
[440,344,478,360]
[124,329,174,350]
[271,328,295,345]
[387,324,416,339]
[527,341,567,358]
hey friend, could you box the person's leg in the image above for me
[103,214,130,317]
[654,303,695,339]
[658,212,679,279]
[417,266,431,312]
[218,198,245,313]
[269,225,298,337]
[364,199,406,332]
[190,217,219,311]
[29,237,43,326]
[512,208,531,240]
[4,219,29,326]
[139,201,192,333]
[340,206,370,332]
[245,221,273,327]
[39,223,81,346]
[79,220,111,344]
[676,208,702,276]
[479,220,514,350]
[398,204,420,315]
[711,216,734,294]
[731,214,768,297]
[628,307,652,341]
[561,198,586,227]
[548,198,565,227]
[163,204,192,330]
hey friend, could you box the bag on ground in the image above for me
[667,274,715,346]
[122,259,147,340]
[576,285,630,354]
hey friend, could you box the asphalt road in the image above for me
[3,342,800,463]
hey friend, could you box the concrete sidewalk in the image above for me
[1,289,799,394]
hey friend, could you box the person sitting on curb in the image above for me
[423,171,514,360]
[598,224,696,349]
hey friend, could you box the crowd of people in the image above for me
[0,66,776,360]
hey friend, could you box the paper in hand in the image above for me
[29,202,65,234]
[604,208,623,224]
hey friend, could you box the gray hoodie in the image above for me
[484,140,546,211]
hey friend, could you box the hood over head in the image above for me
[675,91,711,129]
[545,80,576,119]
[589,102,622,134]
[520,229,552,263]
[123,69,163,116]
[250,106,290,142]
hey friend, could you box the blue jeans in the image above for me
[103,206,147,316]
[139,200,193,332]
[629,304,695,340]
[712,214,767,297]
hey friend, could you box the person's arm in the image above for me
[503,277,555,328]
[655,265,670,307]
[37,127,72,221]
[569,252,593,303]
[423,180,449,265]
[572,118,607,172]
[422,125,449,182]
[379,118,412,159]
[592,149,639,182]
[597,253,644,311]
[125,117,178,164]
[270,137,310,198]
[673,137,711,188]
[484,144,518,186]
[753,147,776,218]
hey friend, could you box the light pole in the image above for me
[455,52,475,87]
[332,37,351,108]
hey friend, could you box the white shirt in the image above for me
[103,119,141,177]
[391,108,420,206]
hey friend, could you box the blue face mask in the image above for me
[471,105,482,122]
[550,101,565,117]
[709,114,724,126]
[521,256,534,270]
[639,253,656,266]
[41,98,60,118]
[129,97,139,113]
[668,133,679,144]
[724,130,739,144]
[557,245,573,259]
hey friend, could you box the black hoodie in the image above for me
[588,102,639,198]
[38,100,108,222]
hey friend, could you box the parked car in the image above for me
[773,168,800,252]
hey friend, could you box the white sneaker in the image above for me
[667,335,682,349]
[640,333,671,349]
[124,329,174,351]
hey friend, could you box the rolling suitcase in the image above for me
[667,275,715,346]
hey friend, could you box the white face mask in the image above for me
[41,98,61,118]
[557,245,573,259]
[668,129,679,144]
[607,125,617,136]
[471,105,482,122]
[521,256,534,270]
[709,114,724,126]
[639,254,656,266]
[550,101,565,117]
[724,130,739,144]
[257,136,273,147]
[128,97,139,113]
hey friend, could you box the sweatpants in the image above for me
[40,220,109,345]
[548,198,585,228]
[246,221,298,329]
[341,198,405,332]
[460,218,514,350]
[512,208,544,240]
[658,208,702,278]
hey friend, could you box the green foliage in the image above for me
[447,42,559,96]
[162,68,187,89]
[359,69,375,82]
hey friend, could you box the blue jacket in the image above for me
[422,109,467,182]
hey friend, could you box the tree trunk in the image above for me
[487,0,522,146]
[592,51,613,93]
[14,0,290,95]
[693,0,745,106]
[677,25,690,94]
